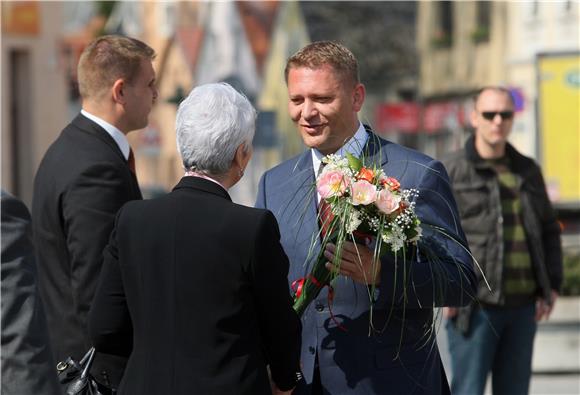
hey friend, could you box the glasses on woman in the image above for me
[481,111,514,121]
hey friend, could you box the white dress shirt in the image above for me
[81,109,130,160]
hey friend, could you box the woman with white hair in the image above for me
[89,83,302,395]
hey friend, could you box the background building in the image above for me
[416,1,579,211]
[1,0,578,390]
[1,2,69,206]
[417,0,580,383]
[2,0,577,215]
[504,1,579,207]
[416,0,508,159]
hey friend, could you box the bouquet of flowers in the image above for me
[292,152,423,316]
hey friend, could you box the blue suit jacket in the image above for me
[256,132,476,394]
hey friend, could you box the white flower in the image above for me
[346,209,362,233]
[409,225,422,242]
[382,224,406,252]
[322,155,351,174]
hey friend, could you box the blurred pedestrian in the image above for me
[1,190,61,395]
[442,86,563,395]
[89,83,302,395]
[32,34,157,390]
[256,40,476,395]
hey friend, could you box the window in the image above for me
[529,0,539,18]
[8,49,33,201]
[476,1,490,30]
[472,1,490,43]
[432,1,454,48]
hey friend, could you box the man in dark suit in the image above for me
[32,35,157,389]
[256,41,477,394]
[89,83,302,395]
[1,191,61,395]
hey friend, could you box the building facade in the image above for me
[416,0,578,209]
[2,2,69,206]
[416,0,510,160]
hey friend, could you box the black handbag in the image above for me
[56,347,115,395]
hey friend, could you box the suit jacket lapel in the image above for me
[291,150,318,234]
[72,114,143,198]
[72,114,127,163]
[362,128,390,168]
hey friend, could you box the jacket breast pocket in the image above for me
[453,181,489,219]
[465,233,488,274]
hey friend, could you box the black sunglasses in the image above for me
[481,111,514,121]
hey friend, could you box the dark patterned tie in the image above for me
[128,149,137,176]
[319,199,334,239]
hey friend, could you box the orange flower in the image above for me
[356,167,374,183]
[381,177,401,192]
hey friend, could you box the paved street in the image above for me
[528,373,580,395]
[437,297,580,395]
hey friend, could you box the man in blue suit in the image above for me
[256,41,477,394]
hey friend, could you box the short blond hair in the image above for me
[474,86,515,108]
[285,41,359,86]
[77,35,155,100]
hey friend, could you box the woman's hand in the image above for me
[272,387,294,395]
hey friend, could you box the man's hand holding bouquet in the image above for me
[292,153,423,317]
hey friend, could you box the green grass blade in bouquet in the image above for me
[292,215,340,317]
[292,246,334,317]
[292,199,375,317]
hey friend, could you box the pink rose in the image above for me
[375,189,401,214]
[317,170,349,198]
[351,180,377,206]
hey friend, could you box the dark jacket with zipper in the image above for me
[442,135,562,314]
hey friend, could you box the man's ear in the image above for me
[112,79,126,104]
[470,109,479,129]
[353,83,365,112]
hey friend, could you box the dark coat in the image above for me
[89,176,302,395]
[32,113,142,387]
[1,191,61,395]
[256,131,476,394]
[441,135,563,305]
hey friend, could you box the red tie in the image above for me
[319,199,334,239]
[128,149,137,175]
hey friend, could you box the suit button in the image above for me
[308,346,315,354]
[315,302,324,312]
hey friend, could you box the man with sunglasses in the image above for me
[442,86,563,395]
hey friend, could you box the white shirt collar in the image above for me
[184,171,228,191]
[311,122,368,175]
[81,109,131,160]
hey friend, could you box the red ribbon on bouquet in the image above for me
[291,275,322,299]
[352,230,372,246]
[291,276,347,332]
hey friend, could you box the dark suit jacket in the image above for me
[256,131,477,394]
[32,114,142,387]
[89,176,302,395]
[1,191,61,395]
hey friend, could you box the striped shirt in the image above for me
[490,157,537,306]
